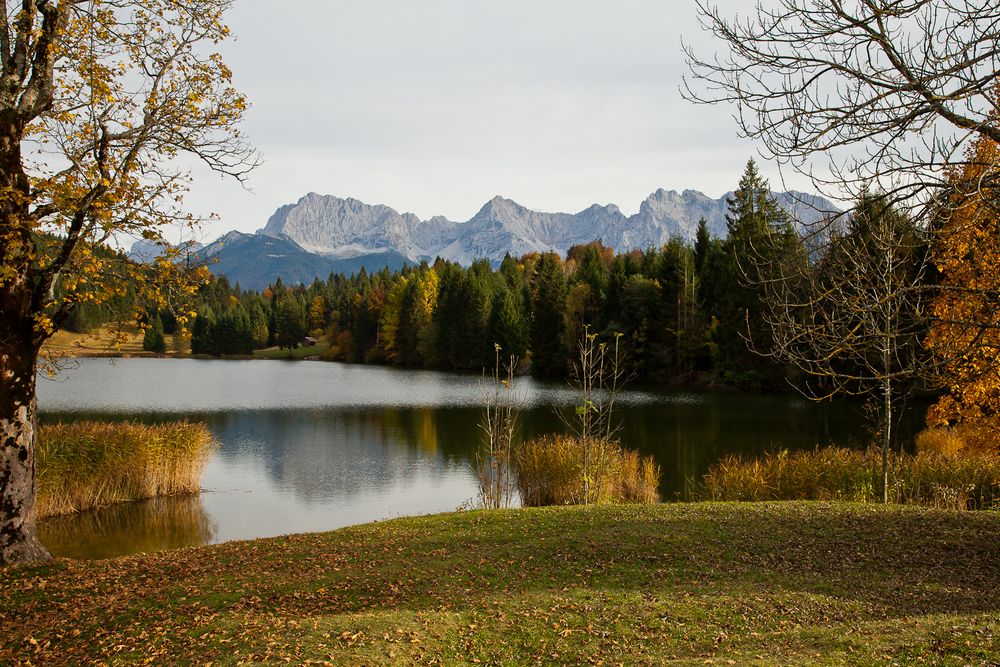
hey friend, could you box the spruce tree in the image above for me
[275,291,307,351]
[142,316,167,354]
[529,252,568,377]
[694,218,711,273]
[489,284,528,359]
[717,159,794,386]
[190,308,216,356]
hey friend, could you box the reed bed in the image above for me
[701,445,1000,510]
[36,421,215,518]
[514,435,661,506]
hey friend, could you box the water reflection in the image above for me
[38,495,215,560]
[206,409,472,506]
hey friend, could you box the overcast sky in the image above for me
[183,0,805,240]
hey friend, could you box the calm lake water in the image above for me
[36,358,921,559]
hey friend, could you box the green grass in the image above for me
[36,421,215,518]
[2,502,998,664]
[253,342,329,360]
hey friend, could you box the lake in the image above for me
[36,358,919,559]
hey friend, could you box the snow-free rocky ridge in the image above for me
[256,189,839,265]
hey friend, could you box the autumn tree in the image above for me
[0,1,255,565]
[926,125,1000,437]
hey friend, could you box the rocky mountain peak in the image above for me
[253,188,840,266]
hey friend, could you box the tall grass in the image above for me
[701,446,1000,510]
[514,435,661,506]
[36,421,215,518]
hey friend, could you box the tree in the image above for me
[756,193,929,502]
[248,301,269,349]
[693,218,711,274]
[926,125,1000,434]
[713,160,795,386]
[274,291,307,352]
[685,1,1000,212]
[529,252,568,377]
[142,315,167,354]
[307,295,326,333]
[0,1,254,564]
[190,307,216,356]
[489,284,528,360]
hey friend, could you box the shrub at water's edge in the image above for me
[36,421,215,518]
[701,444,1000,510]
[514,434,661,506]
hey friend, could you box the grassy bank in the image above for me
[41,323,186,357]
[36,422,214,517]
[3,502,998,664]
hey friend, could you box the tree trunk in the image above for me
[882,377,891,505]
[0,109,51,565]
[0,337,50,565]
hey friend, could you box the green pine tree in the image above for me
[142,315,167,354]
[529,252,569,377]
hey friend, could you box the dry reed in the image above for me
[36,421,215,518]
[514,435,661,506]
[916,424,999,457]
[701,446,1000,510]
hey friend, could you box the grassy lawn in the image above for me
[1,502,998,665]
[42,323,187,357]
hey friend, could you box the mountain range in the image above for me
[131,189,840,290]
[258,189,839,266]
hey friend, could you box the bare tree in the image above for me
[1,0,257,565]
[750,193,930,502]
[476,345,520,509]
[561,327,627,505]
[684,0,1000,212]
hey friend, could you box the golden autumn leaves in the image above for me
[926,115,1000,434]
[4,0,255,345]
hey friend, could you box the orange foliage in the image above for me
[926,121,1000,431]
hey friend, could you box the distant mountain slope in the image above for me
[258,189,840,264]
[195,232,410,291]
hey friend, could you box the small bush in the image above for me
[701,446,1000,510]
[514,435,661,507]
[36,421,215,518]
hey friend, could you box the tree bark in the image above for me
[882,377,891,505]
[0,336,49,566]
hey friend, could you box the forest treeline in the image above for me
[165,163,808,387]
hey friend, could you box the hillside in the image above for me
[196,231,411,291]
